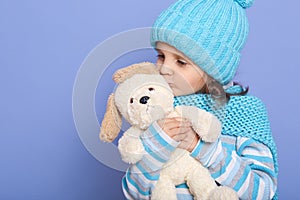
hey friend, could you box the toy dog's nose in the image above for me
[139,96,150,104]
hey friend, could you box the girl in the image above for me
[122,0,278,199]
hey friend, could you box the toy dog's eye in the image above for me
[139,96,150,104]
[130,98,134,104]
[148,88,155,91]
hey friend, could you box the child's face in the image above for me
[155,42,207,96]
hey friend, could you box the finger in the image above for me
[166,124,192,136]
[165,126,191,138]
[161,119,191,130]
[177,134,200,152]
[159,117,190,124]
[174,127,198,141]
[177,141,193,150]
[170,126,193,139]
[172,133,186,142]
[172,125,194,135]
[168,117,190,122]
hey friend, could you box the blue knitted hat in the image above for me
[151,0,254,85]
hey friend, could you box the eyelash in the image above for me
[177,59,187,66]
[157,54,164,59]
[156,53,188,66]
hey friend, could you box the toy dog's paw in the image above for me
[200,114,221,143]
[118,134,145,164]
[207,186,238,200]
[175,106,221,143]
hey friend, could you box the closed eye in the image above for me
[177,59,187,66]
[156,54,165,61]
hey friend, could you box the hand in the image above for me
[176,126,200,152]
[157,117,200,152]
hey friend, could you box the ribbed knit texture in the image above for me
[174,93,278,199]
[151,0,253,85]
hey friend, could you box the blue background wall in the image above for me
[1,0,299,199]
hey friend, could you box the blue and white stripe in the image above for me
[122,125,277,200]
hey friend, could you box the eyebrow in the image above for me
[155,47,185,57]
[155,48,187,59]
[154,48,161,52]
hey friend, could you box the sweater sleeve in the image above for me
[190,135,277,200]
[122,121,179,200]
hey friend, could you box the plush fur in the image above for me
[99,94,122,142]
[100,62,238,200]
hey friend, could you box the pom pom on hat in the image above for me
[151,0,254,85]
[234,0,254,8]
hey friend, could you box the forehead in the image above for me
[156,42,186,57]
[155,42,196,63]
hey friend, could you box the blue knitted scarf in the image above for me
[174,92,278,199]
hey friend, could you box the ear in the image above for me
[99,94,122,142]
[113,62,158,83]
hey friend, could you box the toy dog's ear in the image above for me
[113,62,158,83]
[99,94,122,142]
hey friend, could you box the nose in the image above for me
[158,61,173,75]
[139,96,150,104]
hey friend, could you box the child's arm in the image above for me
[122,121,179,199]
[190,135,277,200]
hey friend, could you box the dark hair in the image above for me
[201,76,249,106]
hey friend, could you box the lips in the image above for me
[167,83,176,87]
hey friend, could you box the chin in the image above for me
[171,86,195,96]
[173,90,194,97]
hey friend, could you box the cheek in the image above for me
[193,78,206,91]
[156,59,163,67]
[182,70,206,91]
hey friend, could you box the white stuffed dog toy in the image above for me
[100,62,238,200]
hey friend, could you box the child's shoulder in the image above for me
[224,94,274,148]
[228,94,267,112]
[174,93,267,113]
[225,94,270,133]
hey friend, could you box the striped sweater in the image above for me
[122,94,278,200]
